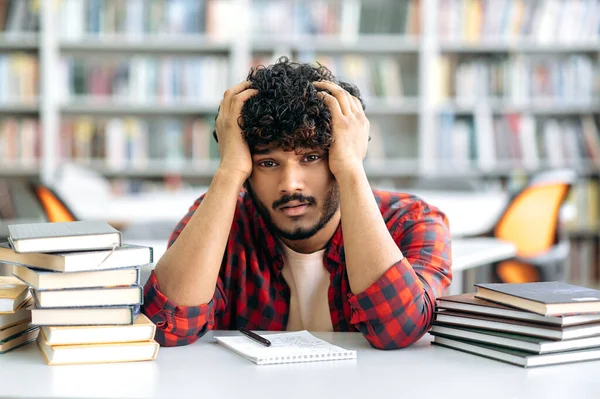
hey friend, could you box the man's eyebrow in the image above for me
[252,148,273,155]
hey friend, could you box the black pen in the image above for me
[239,327,271,347]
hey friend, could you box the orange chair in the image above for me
[488,169,576,283]
[29,182,78,222]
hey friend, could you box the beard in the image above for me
[245,182,340,241]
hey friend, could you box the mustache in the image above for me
[272,193,316,210]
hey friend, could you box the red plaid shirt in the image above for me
[142,189,452,349]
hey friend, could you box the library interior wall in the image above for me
[0,0,598,285]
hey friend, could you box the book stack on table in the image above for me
[0,221,159,365]
[430,282,600,368]
[0,276,37,354]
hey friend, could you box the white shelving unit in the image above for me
[0,0,598,186]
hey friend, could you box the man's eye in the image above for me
[305,155,320,162]
[259,161,277,167]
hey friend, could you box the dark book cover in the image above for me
[475,282,600,305]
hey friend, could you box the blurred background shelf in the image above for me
[0,0,598,286]
[439,40,600,53]
[251,35,420,53]
[60,35,232,54]
[61,100,221,116]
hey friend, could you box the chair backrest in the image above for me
[493,169,576,258]
[30,183,78,222]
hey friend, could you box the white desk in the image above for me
[450,237,517,294]
[0,331,598,399]
[452,238,516,272]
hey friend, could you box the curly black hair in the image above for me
[214,56,364,153]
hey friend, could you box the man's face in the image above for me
[247,146,340,241]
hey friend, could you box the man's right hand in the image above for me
[215,81,258,180]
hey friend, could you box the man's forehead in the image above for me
[252,145,325,156]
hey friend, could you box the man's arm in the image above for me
[315,81,452,349]
[141,82,257,346]
[153,81,257,306]
[314,81,402,293]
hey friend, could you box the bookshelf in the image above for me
[0,0,598,284]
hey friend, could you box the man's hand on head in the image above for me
[313,81,369,179]
[215,81,258,181]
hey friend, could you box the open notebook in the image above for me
[214,330,357,365]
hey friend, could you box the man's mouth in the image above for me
[279,202,309,216]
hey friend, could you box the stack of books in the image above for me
[430,282,600,368]
[0,220,159,365]
[0,276,38,354]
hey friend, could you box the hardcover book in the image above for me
[41,313,155,345]
[37,330,159,365]
[33,285,143,308]
[8,221,122,253]
[475,282,600,316]
[13,264,141,290]
[434,310,600,340]
[31,305,140,326]
[432,335,600,368]
[1,242,152,273]
[0,276,30,312]
[437,293,600,327]
[430,325,600,354]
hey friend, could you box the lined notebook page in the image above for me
[214,330,357,365]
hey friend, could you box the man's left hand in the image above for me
[313,81,369,178]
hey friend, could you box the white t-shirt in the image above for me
[279,242,333,332]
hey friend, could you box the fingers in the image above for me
[230,88,259,114]
[317,91,343,117]
[352,96,363,112]
[313,81,353,114]
[313,81,361,115]
[221,80,253,109]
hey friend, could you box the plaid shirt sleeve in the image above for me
[347,198,452,350]
[141,196,227,347]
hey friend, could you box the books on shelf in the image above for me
[59,55,229,105]
[437,54,598,105]
[7,220,122,253]
[438,0,600,43]
[431,282,600,367]
[0,54,38,105]
[4,243,151,273]
[0,118,40,168]
[58,0,208,39]
[250,0,420,37]
[59,117,217,169]
[0,0,39,34]
[0,276,30,312]
[436,113,600,171]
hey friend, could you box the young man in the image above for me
[142,57,452,350]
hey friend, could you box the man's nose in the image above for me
[278,165,304,194]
